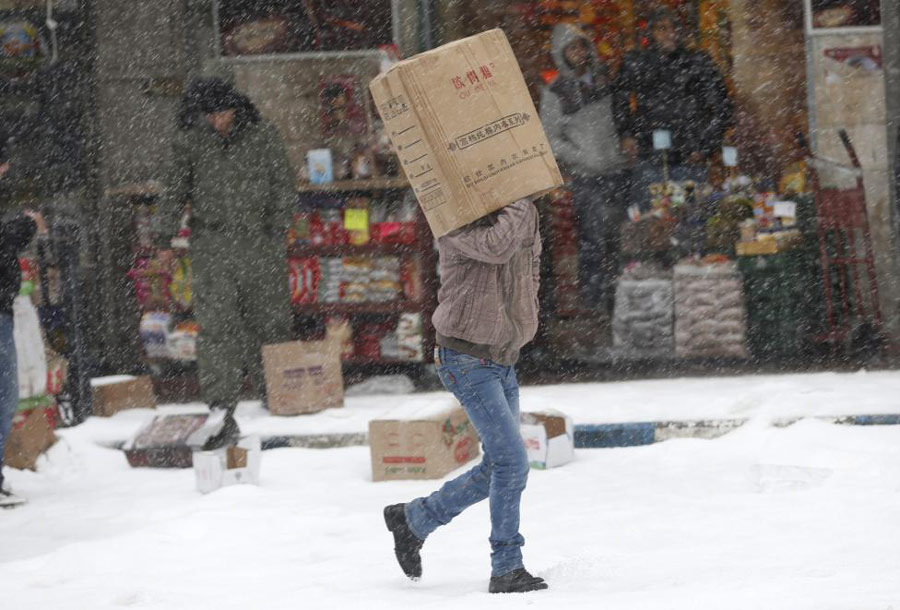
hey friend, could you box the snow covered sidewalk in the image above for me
[3,414,899,609]
[68,369,900,450]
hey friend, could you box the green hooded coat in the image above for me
[159,100,295,410]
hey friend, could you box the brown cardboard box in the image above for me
[370,29,563,237]
[3,408,57,471]
[369,404,481,482]
[520,410,575,470]
[91,375,157,417]
[262,334,344,416]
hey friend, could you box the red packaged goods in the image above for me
[288,258,321,305]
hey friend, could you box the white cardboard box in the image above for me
[520,410,575,470]
[193,436,262,494]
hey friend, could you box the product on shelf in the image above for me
[139,312,172,359]
[396,312,424,361]
[673,259,748,359]
[289,258,321,305]
[319,257,343,304]
[167,320,199,361]
[128,257,172,312]
[612,264,674,355]
[325,316,355,359]
[344,197,371,245]
[169,256,193,311]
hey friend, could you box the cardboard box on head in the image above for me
[370,28,563,237]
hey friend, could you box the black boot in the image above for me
[384,503,424,580]
[489,568,548,594]
[202,405,241,450]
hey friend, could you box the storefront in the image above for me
[83,0,899,394]
[424,0,898,365]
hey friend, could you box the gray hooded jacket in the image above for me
[540,24,625,178]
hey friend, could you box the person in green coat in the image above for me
[158,77,296,447]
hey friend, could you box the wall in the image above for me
[728,0,808,178]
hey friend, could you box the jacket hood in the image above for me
[177,77,261,131]
[550,23,599,78]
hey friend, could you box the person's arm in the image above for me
[531,207,542,311]
[156,131,192,249]
[264,122,297,238]
[612,53,638,142]
[539,88,590,176]
[440,199,536,265]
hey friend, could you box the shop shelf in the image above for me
[288,243,416,258]
[292,301,422,316]
[296,177,409,193]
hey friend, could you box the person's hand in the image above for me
[0,162,10,179]
[621,137,639,163]
[24,210,48,235]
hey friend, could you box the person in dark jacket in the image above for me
[540,23,630,312]
[383,200,548,594]
[159,77,296,448]
[614,7,733,205]
[1,190,44,508]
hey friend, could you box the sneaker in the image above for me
[202,409,241,450]
[489,568,548,594]
[0,485,27,509]
[384,503,424,580]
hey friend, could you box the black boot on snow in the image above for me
[202,406,241,450]
[489,568,548,594]
[384,503,424,580]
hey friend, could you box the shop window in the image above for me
[214,0,394,56]
[809,0,881,30]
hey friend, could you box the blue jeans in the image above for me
[405,347,530,577]
[0,313,18,488]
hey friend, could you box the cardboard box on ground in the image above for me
[193,436,262,494]
[520,410,575,469]
[370,28,563,237]
[3,407,57,470]
[91,375,157,417]
[123,408,230,468]
[369,403,481,482]
[262,322,347,416]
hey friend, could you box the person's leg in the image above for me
[405,348,530,577]
[239,240,292,402]
[0,313,18,490]
[572,176,608,309]
[596,172,629,313]
[192,245,246,414]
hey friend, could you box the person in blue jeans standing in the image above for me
[0,196,43,508]
[384,199,547,594]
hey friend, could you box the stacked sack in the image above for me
[612,264,674,355]
[673,260,748,358]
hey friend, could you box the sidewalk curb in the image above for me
[257,413,900,451]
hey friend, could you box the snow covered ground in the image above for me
[60,369,900,447]
[3,372,900,609]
